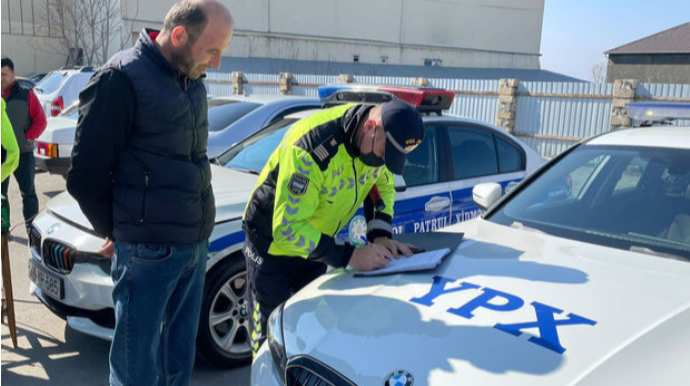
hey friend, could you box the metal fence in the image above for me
[205,72,690,157]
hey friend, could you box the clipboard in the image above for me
[355,231,464,277]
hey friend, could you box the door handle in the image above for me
[425,196,450,212]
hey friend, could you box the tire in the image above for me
[196,253,252,368]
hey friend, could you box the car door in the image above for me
[391,124,452,234]
[445,123,527,225]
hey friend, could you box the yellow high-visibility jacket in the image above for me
[243,104,395,267]
[1,99,20,182]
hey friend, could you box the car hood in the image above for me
[282,219,690,385]
[37,117,77,143]
[47,165,257,230]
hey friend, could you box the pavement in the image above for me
[1,171,250,385]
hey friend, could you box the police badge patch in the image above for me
[288,173,310,195]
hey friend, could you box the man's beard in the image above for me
[170,42,204,80]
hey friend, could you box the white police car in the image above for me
[27,85,544,368]
[251,102,690,385]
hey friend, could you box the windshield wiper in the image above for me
[34,87,43,93]
[227,166,260,175]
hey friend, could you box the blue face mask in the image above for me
[358,128,385,167]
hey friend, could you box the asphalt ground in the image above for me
[1,171,250,385]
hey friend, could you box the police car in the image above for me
[27,85,544,368]
[251,102,690,385]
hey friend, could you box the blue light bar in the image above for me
[627,102,690,121]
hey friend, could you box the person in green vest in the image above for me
[2,98,20,182]
[243,99,425,355]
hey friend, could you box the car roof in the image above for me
[586,126,690,149]
[211,94,318,105]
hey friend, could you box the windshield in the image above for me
[34,71,67,94]
[207,100,261,132]
[217,118,299,173]
[489,144,690,261]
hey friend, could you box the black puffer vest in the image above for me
[4,83,34,153]
[106,29,215,244]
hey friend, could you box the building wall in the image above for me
[606,54,690,84]
[122,0,544,69]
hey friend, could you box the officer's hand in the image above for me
[373,237,416,259]
[349,244,391,271]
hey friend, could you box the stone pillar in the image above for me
[279,72,294,95]
[231,71,244,95]
[496,78,519,133]
[610,79,639,130]
[412,77,429,87]
[338,74,354,84]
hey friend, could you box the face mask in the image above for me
[358,127,385,167]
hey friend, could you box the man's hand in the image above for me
[99,237,114,258]
[348,244,392,271]
[373,237,416,259]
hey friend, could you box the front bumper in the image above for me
[34,154,70,176]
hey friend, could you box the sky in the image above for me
[540,0,690,81]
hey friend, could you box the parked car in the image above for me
[33,67,93,117]
[252,103,690,385]
[27,85,544,368]
[206,95,323,159]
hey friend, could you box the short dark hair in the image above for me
[161,0,208,45]
[1,57,14,71]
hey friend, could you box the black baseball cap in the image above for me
[381,99,425,175]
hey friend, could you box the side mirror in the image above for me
[394,174,407,193]
[473,183,503,211]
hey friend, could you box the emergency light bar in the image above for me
[318,85,455,112]
[627,102,690,122]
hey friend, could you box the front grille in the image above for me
[42,239,78,273]
[40,239,111,275]
[286,356,357,386]
[29,225,42,251]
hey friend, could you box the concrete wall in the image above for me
[606,54,690,84]
[122,0,544,69]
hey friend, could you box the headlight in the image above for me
[267,302,287,384]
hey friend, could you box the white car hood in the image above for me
[282,220,690,385]
[37,117,77,144]
[47,165,257,230]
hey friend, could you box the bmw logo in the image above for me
[384,370,414,386]
[46,223,61,235]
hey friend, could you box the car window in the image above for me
[34,72,67,94]
[489,145,690,260]
[403,127,439,187]
[496,136,523,173]
[448,126,498,179]
[219,118,299,173]
[207,101,261,132]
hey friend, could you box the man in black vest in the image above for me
[66,1,233,385]
[1,57,47,235]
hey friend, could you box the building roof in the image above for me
[215,57,584,82]
[605,22,690,55]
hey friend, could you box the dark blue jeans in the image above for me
[1,151,38,231]
[109,240,208,386]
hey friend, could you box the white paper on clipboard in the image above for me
[355,248,451,276]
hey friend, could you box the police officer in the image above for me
[243,99,425,354]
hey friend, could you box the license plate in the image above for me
[29,260,64,300]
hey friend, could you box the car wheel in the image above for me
[196,253,252,368]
